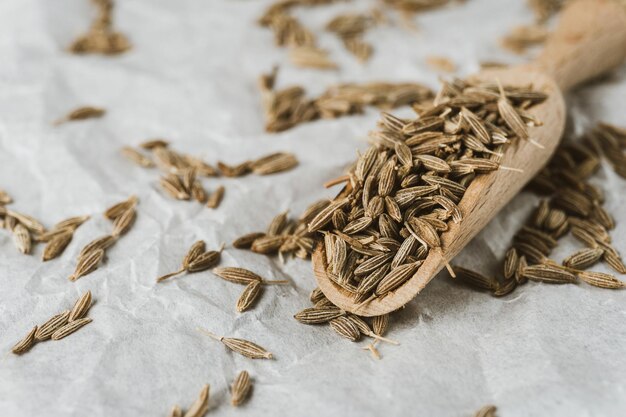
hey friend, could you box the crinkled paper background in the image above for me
[1,1,625,416]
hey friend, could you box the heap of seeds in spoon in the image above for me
[306,78,546,306]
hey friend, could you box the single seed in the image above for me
[231,371,252,406]
[69,291,92,321]
[199,329,273,359]
[51,317,92,340]
[35,310,70,341]
[12,326,38,355]
[236,281,263,312]
[70,249,104,281]
[184,384,210,417]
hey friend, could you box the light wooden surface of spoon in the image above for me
[314,0,626,316]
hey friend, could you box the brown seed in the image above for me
[294,307,344,324]
[70,248,104,281]
[372,314,389,336]
[187,249,222,272]
[329,316,361,341]
[139,139,169,150]
[184,384,210,417]
[121,146,154,167]
[308,198,350,232]
[236,281,263,312]
[233,232,266,249]
[563,248,604,270]
[231,370,252,406]
[69,291,93,321]
[251,235,285,254]
[5,210,45,233]
[104,196,138,220]
[453,266,497,291]
[251,152,298,175]
[473,404,497,417]
[376,262,422,296]
[503,247,519,280]
[267,210,290,236]
[168,405,182,417]
[200,330,273,359]
[79,235,116,258]
[51,317,92,340]
[521,264,577,284]
[35,310,71,341]
[206,186,225,209]
[54,106,105,125]
[578,271,625,289]
[111,207,136,237]
[13,223,31,254]
[213,267,263,285]
[52,215,90,231]
[160,175,190,200]
[12,326,38,355]
[406,218,440,248]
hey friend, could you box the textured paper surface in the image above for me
[1,1,625,416]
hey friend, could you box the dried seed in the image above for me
[406,218,440,248]
[473,404,497,417]
[12,326,38,355]
[213,267,262,285]
[329,316,361,341]
[206,186,225,209]
[267,210,289,236]
[51,317,92,340]
[375,261,421,296]
[503,247,519,280]
[453,266,497,291]
[236,281,263,312]
[70,248,104,281]
[521,264,577,284]
[35,310,70,341]
[578,271,625,289]
[251,235,285,254]
[79,235,116,258]
[184,384,210,417]
[140,139,169,150]
[233,232,266,249]
[252,152,298,175]
[121,146,154,167]
[372,314,389,336]
[13,223,32,254]
[231,371,252,406]
[168,405,182,417]
[52,215,90,231]
[104,196,138,220]
[111,207,136,237]
[187,249,222,272]
[200,330,273,359]
[294,307,344,324]
[308,198,350,232]
[563,248,604,270]
[54,106,105,125]
[69,291,92,322]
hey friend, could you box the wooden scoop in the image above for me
[313,0,626,317]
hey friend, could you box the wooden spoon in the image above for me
[313,0,626,317]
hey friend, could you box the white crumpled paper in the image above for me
[1,1,625,416]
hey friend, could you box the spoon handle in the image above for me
[532,0,626,91]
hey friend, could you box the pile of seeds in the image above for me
[232,207,320,259]
[12,291,93,354]
[0,191,90,260]
[259,66,433,132]
[69,0,131,55]
[122,139,298,208]
[70,196,138,281]
[259,0,340,70]
[453,122,626,294]
[53,106,106,126]
[302,78,545,307]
